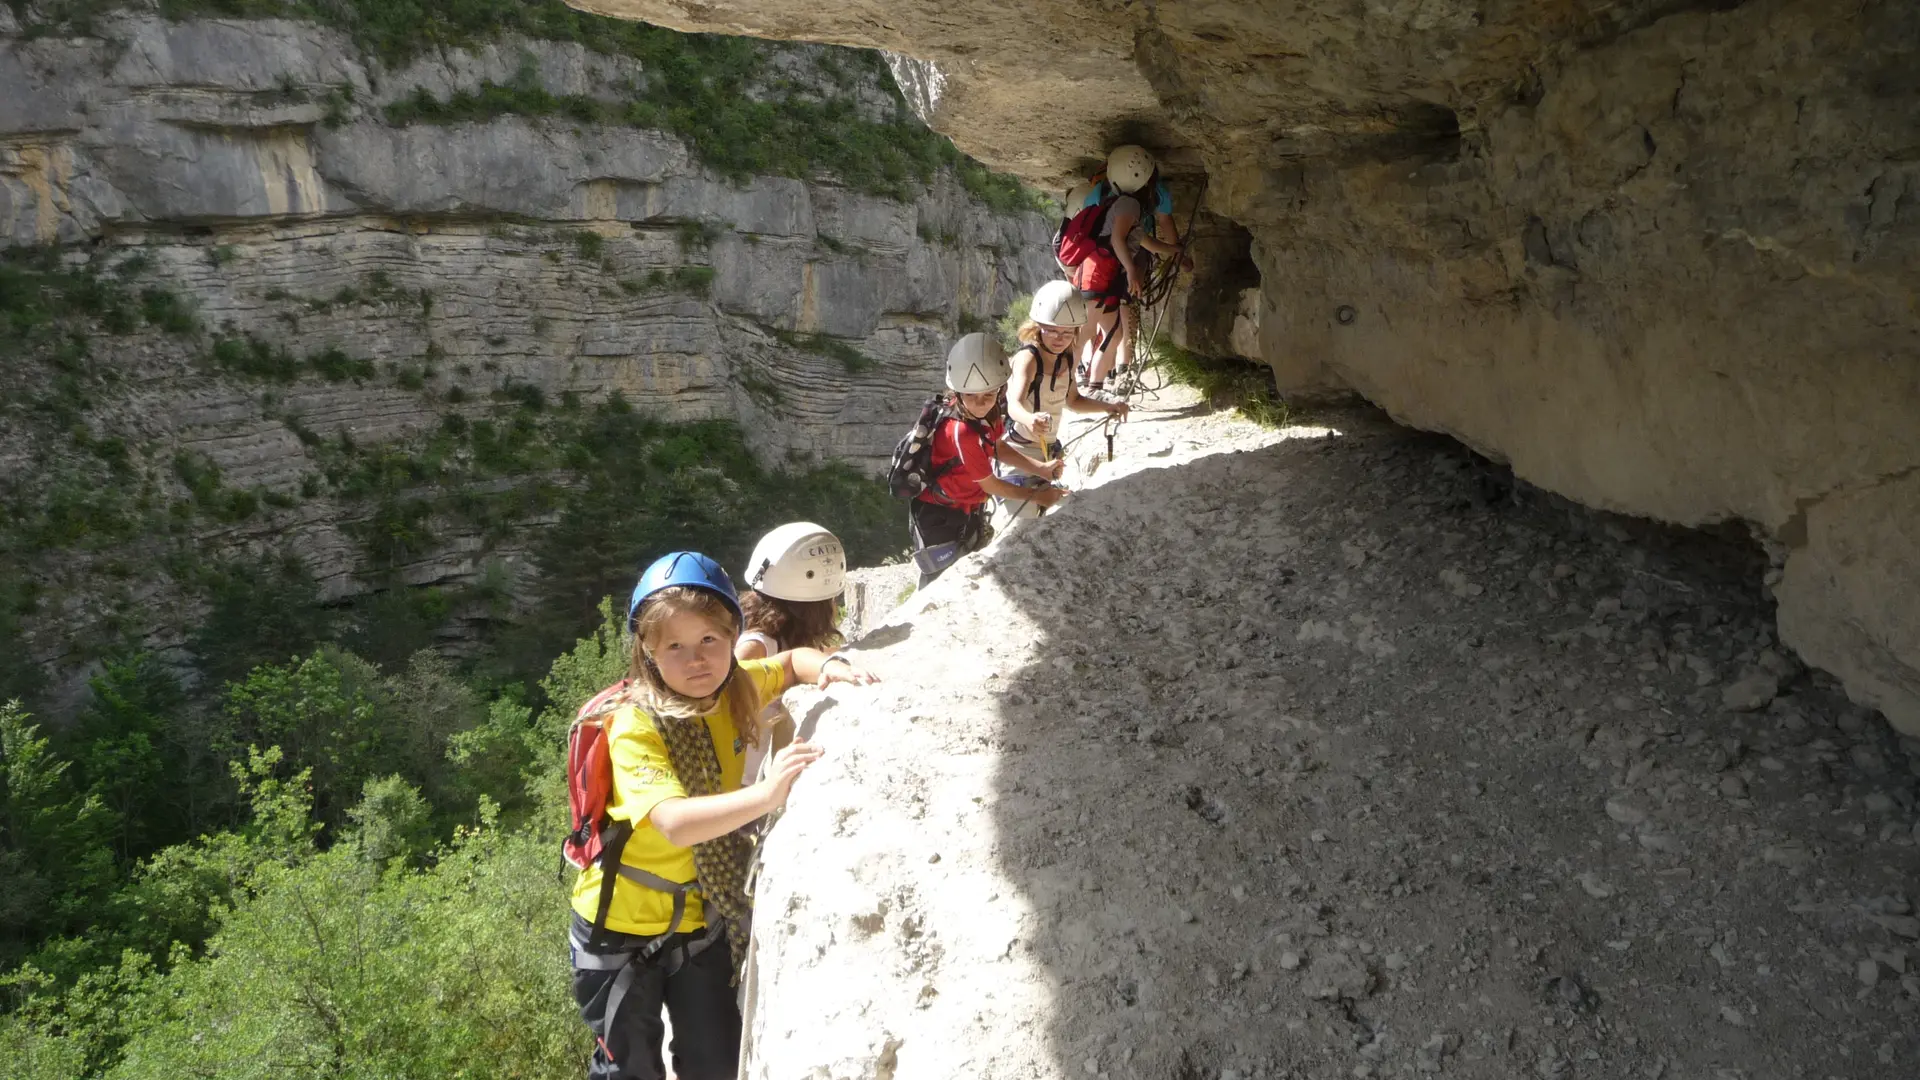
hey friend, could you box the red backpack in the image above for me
[564,679,635,874]
[1054,183,1120,294]
[565,680,704,951]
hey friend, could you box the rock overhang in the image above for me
[567,0,1920,733]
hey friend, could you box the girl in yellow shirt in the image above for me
[568,551,873,1080]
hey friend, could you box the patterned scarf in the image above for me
[640,671,756,984]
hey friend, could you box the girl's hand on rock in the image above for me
[817,657,878,687]
[764,740,823,805]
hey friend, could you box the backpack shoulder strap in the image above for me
[1010,344,1043,410]
[588,818,704,948]
[919,414,964,498]
[577,678,633,721]
[1042,344,1070,395]
[588,818,635,943]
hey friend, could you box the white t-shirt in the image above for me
[737,631,782,785]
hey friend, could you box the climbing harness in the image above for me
[1067,171,1213,463]
[1012,339,1073,518]
[1089,175,1210,462]
[564,683,729,1019]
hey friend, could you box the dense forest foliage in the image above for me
[2,603,628,1076]
[0,208,901,1077]
[0,0,1041,1069]
[0,241,892,1072]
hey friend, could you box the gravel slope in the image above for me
[743,388,1920,1080]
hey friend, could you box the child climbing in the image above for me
[735,522,847,785]
[996,281,1130,524]
[1071,144,1193,394]
[567,551,874,1080]
[905,333,1064,586]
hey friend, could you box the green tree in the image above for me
[66,655,203,862]
[342,586,452,670]
[346,775,435,868]
[442,695,543,824]
[378,649,490,809]
[103,824,581,1079]
[21,747,317,987]
[191,558,334,688]
[1,952,158,1080]
[221,649,390,829]
[0,703,115,969]
[0,613,633,1077]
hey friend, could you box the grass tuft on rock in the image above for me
[1146,335,1292,428]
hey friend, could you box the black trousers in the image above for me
[570,914,739,1080]
[908,499,989,587]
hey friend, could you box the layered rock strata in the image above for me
[1,15,1051,466]
[0,12,1052,694]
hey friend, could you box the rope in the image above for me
[1085,176,1208,461]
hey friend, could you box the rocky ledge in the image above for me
[570,0,1920,735]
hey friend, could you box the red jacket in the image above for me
[917,415,1002,511]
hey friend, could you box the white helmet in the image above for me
[1029,280,1087,328]
[945,333,1011,393]
[744,522,845,602]
[1106,144,1156,194]
[1064,181,1095,212]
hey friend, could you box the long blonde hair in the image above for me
[628,586,763,747]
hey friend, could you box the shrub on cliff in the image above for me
[0,607,638,1077]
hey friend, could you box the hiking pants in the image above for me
[570,914,739,1080]
[908,499,989,587]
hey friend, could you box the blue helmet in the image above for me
[628,551,742,632]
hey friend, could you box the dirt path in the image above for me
[748,387,1920,1079]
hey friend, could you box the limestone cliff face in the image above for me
[1,14,1051,467]
[0,12,1052,694]
[569,0,1920,734]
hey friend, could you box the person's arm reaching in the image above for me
[650,741,824,847]
[773,646,878,688]
[996,439,1062,481]
[980,474,1064,508]
[1107,201,1146,298]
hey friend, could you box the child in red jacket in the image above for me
[910,333,1062,586]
